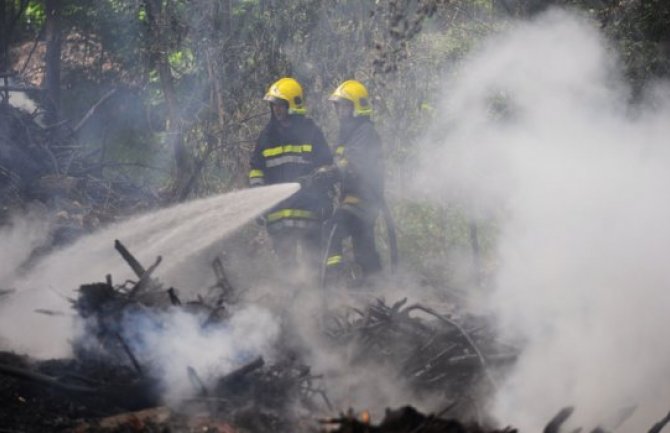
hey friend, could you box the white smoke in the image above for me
[116,304,280,405]
[0,209,52,287]
[416,9,670,431]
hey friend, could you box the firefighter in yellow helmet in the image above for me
[322,80,384,285]
[248,77,333,279]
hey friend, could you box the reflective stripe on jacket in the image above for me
[249,115,333,224]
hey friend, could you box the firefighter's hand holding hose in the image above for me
[297,165,339,190]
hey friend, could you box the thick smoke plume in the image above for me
[416,9,670,431]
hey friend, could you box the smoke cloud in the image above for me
[0,209,52,288]
[415,9,670,431]
[116,304,280,405]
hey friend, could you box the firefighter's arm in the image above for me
[341,125,382,186]
[297,126,336,188]
[248,133,268,187]
[312,126,334,167]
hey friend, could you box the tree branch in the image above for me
[71,88,117,134]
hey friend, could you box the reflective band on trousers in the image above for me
[265,155,309,168]
[266,209,315,222]
[262,144,313,157]
[267,219,320,231]
[249,169,264,178]
[326,255,342,266]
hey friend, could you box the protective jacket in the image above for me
[249,114,333,232]
[322,116,384,280]
[333,117,384,220]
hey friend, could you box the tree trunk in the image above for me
[209,0,230,129]
[221,0,232,37]
[219,0,232,91]
[44,0,62,125]
[145,0,192,201]
[1,0,7,73]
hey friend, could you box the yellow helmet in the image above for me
[329,80,372,117]
[264,77,306,115]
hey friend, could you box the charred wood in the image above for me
[649,411,670,433]
[113,239,146,279]
[113,332,143,376]
[127,254,162,298]
[544,407,575,433]
[217,356,265,392]
[321,405,518,433]
[167,286,182,305]
[324,298,517,414]
[0,362,98,394]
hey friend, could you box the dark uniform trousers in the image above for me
[325,205,381,276]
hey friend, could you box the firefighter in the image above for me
[322,79,384,285]
[249,77,333,278]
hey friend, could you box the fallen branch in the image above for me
[649,411,670,433]
[404,304,498,389]
[114,239,145,278]
[220,356,265,385]
[0,363,97,394]
[127,255,162,298]
[545,407,575,433]
[114,332,143,376]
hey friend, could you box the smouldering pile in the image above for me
[323,297,517,417]
[0,240,326,432]
[0,240,521,432]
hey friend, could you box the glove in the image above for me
[314,165,339,187]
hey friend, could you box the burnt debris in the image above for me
[1,241,667,432]
[323,297,517,418]
[0,241,324,432]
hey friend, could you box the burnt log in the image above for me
[0,361,159,411]
[545,407,575,433]
[217,356,265,393]
[321,405,518,433]
[114,239,146,278]
[113,239,163,297]
[649,411,670,433]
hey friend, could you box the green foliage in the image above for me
[168,48,195,76]
[564,0,670,91]
[24,1,45,27]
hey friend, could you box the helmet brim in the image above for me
[264,95,289,105]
